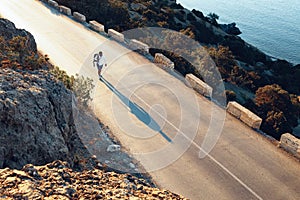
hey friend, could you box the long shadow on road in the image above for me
[100,77,172,143]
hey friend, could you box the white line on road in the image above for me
[105,76,263,200]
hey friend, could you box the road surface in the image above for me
[0,0,299,199]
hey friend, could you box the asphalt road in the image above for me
[0,1,299,199]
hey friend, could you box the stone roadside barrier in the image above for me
[185,73,212,97]
[154,53,174,69]
[129,39,149,54]
[108,29,125,43]
[73,12,86,23]
[48,0,59,9]
[279,133,300,159]
[89,21,105,33]
[59,5,72,16]
[227,101,262,129]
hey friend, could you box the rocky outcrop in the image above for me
[0,160,187,199]
[0,68,90,169]
[220,23,242,35]
[0,19,36,53]
[0,18,92,169]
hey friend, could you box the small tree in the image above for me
[50,68,94,108]
[255,84,298,139]
[207,12,219,25]
[72,74,95,108]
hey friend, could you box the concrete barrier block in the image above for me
[129,39,149,53]
[73,12,86,23]
[227,101,262,129]
[154,53,174,69]
[185,73,212,97]
[48,0,59,9]
[240,110,262,129]
[108,29,125,43]
[227,101,244,119]
[89,20,105,33]
[280,133,300,158]
[59,5,72,16]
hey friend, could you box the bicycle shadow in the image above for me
[100,77,172,143]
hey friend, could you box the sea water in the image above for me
[178,0,300,64]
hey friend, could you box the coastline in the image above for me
[177,0,300,65]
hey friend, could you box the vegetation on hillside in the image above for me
[0,35,47,70]
[255,85,299,139]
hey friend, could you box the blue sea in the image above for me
[178,0,300,64]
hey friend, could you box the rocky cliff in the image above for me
[0,67,91,169]
[0,18,36,53]
[0,18,92,169]
[0,160,186,199]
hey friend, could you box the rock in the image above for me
[256,62,265,67]
[130,3,147,11]
[129,11,143,21]
[0,68,91,169]
[0,148,5,168]
[220,23,242,35]
[107,144,121,152]
[0,19,37,53]
[129,163,135,169]
[0,19,101,169]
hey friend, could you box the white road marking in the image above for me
[109,77,263,200]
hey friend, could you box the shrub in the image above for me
[50,66,74,90]
[226,90,236,102]
[50,67,95,108]
[255,84,298,139]
[72,74,95,108]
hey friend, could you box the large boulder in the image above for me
[0,18,90,169]
[0,68,89,169]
